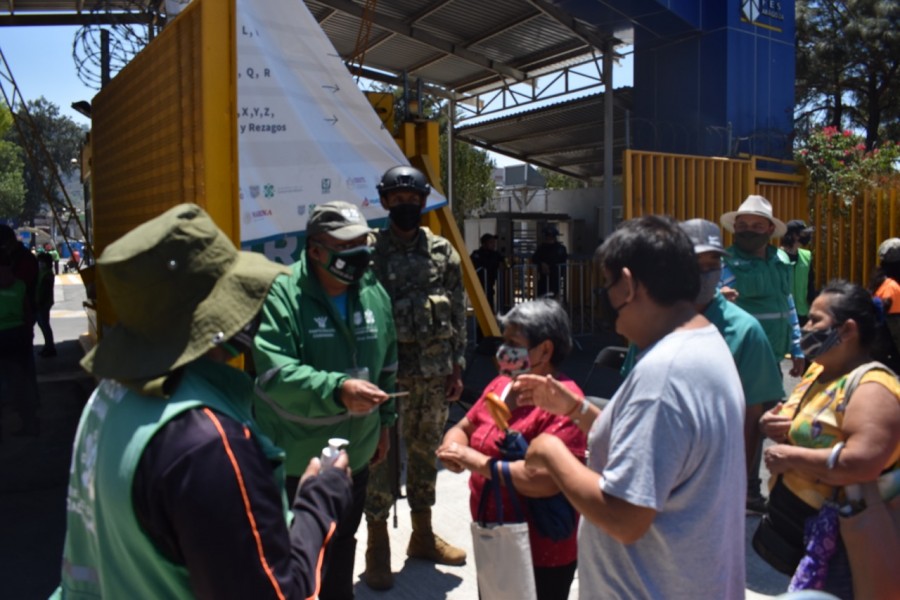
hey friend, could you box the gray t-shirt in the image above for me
[579,324,746,599]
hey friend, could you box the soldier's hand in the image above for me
[369,427,391,466]
[340,379,388,414]
[445,366,464,402]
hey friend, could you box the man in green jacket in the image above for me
[720,195,803,514]
[253,200,398,600]
[779,219,816,326]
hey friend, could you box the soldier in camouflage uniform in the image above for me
[363,165,467,590]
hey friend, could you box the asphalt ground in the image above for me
[0,275,793,599]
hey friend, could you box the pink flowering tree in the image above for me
[795,126,900,204]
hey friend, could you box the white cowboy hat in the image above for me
[720,195,787,238]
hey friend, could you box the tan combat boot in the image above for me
[364,519,394,590]
[406,509,466,565]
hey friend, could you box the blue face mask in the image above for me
[695,268,721,307]
[496,344,530,377]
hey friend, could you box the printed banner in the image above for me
[236,0,446,263]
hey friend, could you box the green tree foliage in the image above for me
[0,139,26,219]
[0,102,13,136]
[440,133,496,229]
[0,104,25,219]
[795,126,900,203]
[537,167,583,190]
[795,0,900,148]
[2,97,86,223]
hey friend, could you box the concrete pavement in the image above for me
[0,274,792,599]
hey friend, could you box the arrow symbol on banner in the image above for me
[322,84,340,93]
[324,115,339,125]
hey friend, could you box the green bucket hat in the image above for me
[82,203,288,382]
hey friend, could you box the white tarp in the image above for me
[236,0,446,263]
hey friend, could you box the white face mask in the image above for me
[695,268,721,307]
[495,344,530,377]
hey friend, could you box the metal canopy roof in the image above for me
[456,90,632,183]
[2,0,625,179]
[305,0,615,96]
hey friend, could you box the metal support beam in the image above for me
[526,0,623,50]
[313,0,528,82]
[602,43,614,237]
[0,13,156,26]
[447,98,455,210]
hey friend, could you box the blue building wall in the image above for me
[555,0,795,158]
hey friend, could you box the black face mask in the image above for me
[312,242,373,284]
[389,204,422,232]
[734,231,770,253]
[799,326,842,360]
[598,286,629,324]
[798,234,811,246]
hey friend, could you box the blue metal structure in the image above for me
[554,0,795,158]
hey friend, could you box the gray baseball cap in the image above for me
[680,219,730,257]
[307,201,372,241]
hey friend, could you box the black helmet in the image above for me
[377,165,431,200]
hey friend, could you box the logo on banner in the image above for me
[243,209,273,224]
[250,185,261,199]
[321,178,332,194]
[297,204,307,216]
[277,185,304,196]
[264,184,275,198]
[741,0,784,26]
[345,176,367,190]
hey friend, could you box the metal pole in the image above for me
[603,42,615,237]
[447,99,455,210]
[101,29,111,88]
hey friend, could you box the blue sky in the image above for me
[0,25,633,168]
[0,25,95,127]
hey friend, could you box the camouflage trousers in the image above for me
[365,375,449,522]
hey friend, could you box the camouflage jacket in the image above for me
[372,227,466,377]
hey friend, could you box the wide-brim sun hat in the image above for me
[720,195,787,238]
[82,203,289,381]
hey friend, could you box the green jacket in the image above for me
[0,276,26,331]
[372,227,466,377]
[252,252,398,477]
[780,247,813,317]
[723,244,796,357]
[53,359,286,599]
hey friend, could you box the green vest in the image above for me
[790,248,812,317]
[53,359,288,599]
[0,277,26,330]
[724,245,793,357]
